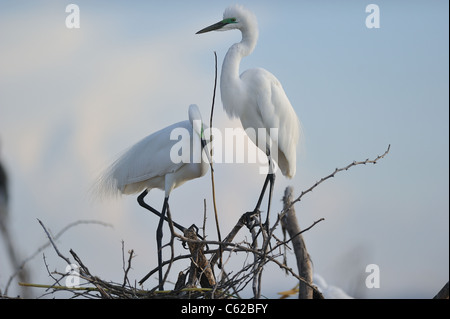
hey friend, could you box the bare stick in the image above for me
[209,213,247,267]
[121,241,134,288]
[279,218,325,248]
[293,144,390,207]
[209,51,219,131]
[209,51,223,268]
[69,249,112,299]
[37,219,71,266]
[6,218,111,295]
[281,186,313,299]
[184,226,216,288]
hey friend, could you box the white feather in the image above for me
[94,104,209,198]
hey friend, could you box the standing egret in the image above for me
[197,5,301,227]
[96,104,211,290]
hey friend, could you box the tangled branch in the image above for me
[17,143,390,299]
[12,51,393,299]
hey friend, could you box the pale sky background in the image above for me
[0,0,448,299]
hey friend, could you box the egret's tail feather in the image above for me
[90,164,123,201]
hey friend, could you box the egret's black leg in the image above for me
[264,152,276,229]
[244,151,276,244]
[137,190,186,233]
[254,173,271,213]
[243,171,273,227]
[242,173,268,232]
[264,173,275,228]
[156,197,169,291]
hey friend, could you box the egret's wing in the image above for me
[97,120,191,196]
[247,68,301,177]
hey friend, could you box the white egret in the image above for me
[96,104,211,290]
[313,274,353,299]
[197,5,301,226]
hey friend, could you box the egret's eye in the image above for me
[223,17,237,24]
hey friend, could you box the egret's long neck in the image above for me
[220,26,258,115]
[221,28,258,82]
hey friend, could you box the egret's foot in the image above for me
[189,224,200,234]
[243,209,261,231]
[181,224,209,251]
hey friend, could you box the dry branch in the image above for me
[184,226,216,288]
[291,144,391,209]
[281,186,314,299]
[37,218,71,266]
[209,51,223,269]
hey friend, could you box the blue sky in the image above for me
[0,1,448,298]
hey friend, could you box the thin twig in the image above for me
[54,220,113,238]
[37,219,71,265]
[6,219,112,294]
[294,144,391,207]
[202,199,207,239]
[279,218,325,248]
[121,241,134,288]
[209,51,223,269]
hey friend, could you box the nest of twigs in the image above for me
[13,145,395,299]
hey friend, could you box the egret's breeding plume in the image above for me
[96,104,211,290]
[197,5,301,227]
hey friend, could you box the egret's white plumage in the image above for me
[197,4,300,178]
[197,5,301,221]
[96,104,210,290]
[97,104,210,198]
[313,274,354,299]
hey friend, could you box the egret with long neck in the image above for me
[96,104,212,290]
[197,5,301,228]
